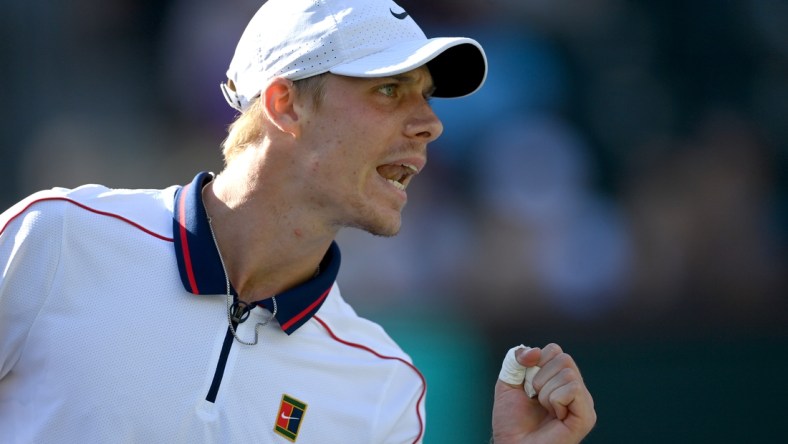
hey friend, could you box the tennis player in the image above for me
[0,0,595,442]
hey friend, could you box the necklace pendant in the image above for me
[230,300,252,324]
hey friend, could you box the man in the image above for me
[0,0,595,442]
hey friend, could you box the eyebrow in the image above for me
[389,73,437,97]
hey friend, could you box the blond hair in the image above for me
[221,74,328,165]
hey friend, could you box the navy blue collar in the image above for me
[172,172,340,335]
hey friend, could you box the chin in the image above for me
[343,199,405,237]
[353,214,402,238]
[369,225,401,238]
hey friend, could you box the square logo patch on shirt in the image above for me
[274,394,308,442]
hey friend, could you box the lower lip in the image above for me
[379,176,408,202]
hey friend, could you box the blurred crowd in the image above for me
[2,0,786,341]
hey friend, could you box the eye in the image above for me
[378,84,398,97]
[424,86,437,103]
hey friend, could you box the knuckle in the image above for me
[555,352,574,367]
[544,343,563,355]
[558,367,577,384]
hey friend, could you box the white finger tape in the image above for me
[524,365,540,398]
[498,344,541,398]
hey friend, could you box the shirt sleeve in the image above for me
[0,194,65,380]
[374,356,427,444]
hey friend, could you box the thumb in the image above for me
[498,345,541,387]
[515,346,541,368]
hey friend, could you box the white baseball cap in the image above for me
[221,0,488,112]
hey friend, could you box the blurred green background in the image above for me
[2,0,786,442]
[379,312,787,443]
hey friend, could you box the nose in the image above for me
[405,100,444,143]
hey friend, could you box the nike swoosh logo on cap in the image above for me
[389,8,409,20]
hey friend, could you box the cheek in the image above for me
[305,109,387,181]
[309,143,364,187]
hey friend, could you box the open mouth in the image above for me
[376,163,419,191]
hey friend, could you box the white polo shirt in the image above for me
[0,172,426,443]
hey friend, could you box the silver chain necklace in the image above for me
[206,215,277,346]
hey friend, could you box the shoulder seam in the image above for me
[1,196,173,242]
[312,315,426,444]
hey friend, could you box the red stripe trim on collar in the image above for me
[178,183,200,294]
[280,286,332,332]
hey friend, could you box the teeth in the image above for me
[377,163,419,191]
[387,179,406,190]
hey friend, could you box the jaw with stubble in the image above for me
[342,203,404,238]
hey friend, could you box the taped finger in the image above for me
[498,344,541,398]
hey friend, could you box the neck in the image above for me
[202,164,335,304]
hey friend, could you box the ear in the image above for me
[262,78,301,137]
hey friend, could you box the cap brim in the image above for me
[328,37,487,98]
